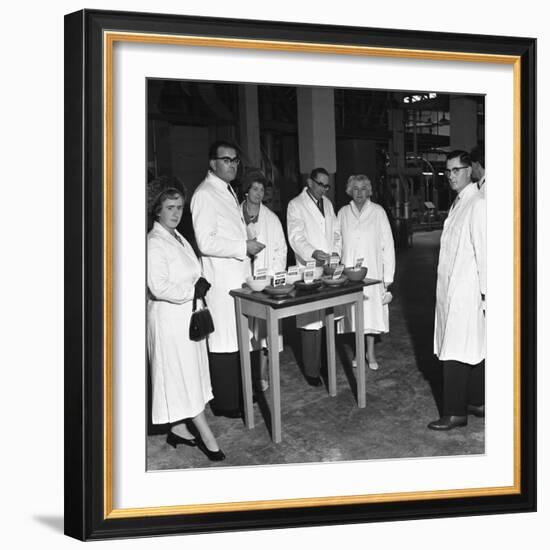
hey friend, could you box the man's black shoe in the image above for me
[467,404,485,417]
[427,415,468,431]
[305,375,323,387]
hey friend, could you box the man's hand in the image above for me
[312,249,330,266]
[247,239,266,257]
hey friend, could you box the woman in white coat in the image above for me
[338,174,395,371]
[241,170,287,390]
[147,186,225,461]
[287,167,342,386]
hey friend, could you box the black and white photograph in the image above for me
[58,4,538,543]
[145,79,487,470]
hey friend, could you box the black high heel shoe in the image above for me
[166,431,197,448]
[196,438,226,461]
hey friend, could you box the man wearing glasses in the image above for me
[191,140,265,418]
[428,150,486,431]
[287,167,342,387]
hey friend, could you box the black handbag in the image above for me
[189,296,215,341]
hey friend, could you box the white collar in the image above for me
[457,181,477,199]
[350,199,371,216]
[304,187,323,204]
[207,170,233,189]
[152,220,183,242]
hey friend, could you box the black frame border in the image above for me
[64,9,536,541]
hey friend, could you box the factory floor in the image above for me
[146,229,484,471]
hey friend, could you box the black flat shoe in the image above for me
[305,375,323,387]
[427,415,468,431]
[196,438,226,462]
[166,431,197,448]
[467,404,485,417]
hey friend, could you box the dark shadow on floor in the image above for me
[395,230,444,414]
[336,333,358,398]
[282,316,307,379]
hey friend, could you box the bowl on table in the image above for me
[246,276,270,292]
[343,266,368,281]
[323,263,344,277]
[294,279,323,292]
[263,284,295,297]
[321,275,348,287]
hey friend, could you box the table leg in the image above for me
[266,310,282,443]
[235,298,254,428]
[355,293,366,408]
[325,307,336,397]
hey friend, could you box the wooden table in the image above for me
[230,278,381,443]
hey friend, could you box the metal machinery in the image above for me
[148,81,483,250]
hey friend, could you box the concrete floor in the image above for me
[147,229,484,470]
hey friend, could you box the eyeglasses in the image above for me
[311,178,331,190]
[444,166,469,177]
[215,156,240,166]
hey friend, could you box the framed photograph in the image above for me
[64,9,536,540]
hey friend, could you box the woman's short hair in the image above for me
[346,174,372,197]
[151,187,185,220]
[241,169,270,195]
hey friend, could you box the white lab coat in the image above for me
[287,187,342,330]
[243,202,287,350]
[244,202,287,276]
[434,183,486,364]
[191,171,249,353]
[338,200,395,333]
[147,222,213,424]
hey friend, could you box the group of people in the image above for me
[287,168,395,384]
[146,139,486,464]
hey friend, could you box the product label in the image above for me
[303,267,315,284]
[255,268,268,280]
[332,265,344,280]
[273,271,287,287]
[287,265,299,277]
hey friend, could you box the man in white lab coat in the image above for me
[191,141,265,418]
[428,150,486,431]
[287,167,342,386]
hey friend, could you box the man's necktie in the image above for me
[174,233,185,247]
[317,198,324,216]
[227,184,239,206]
